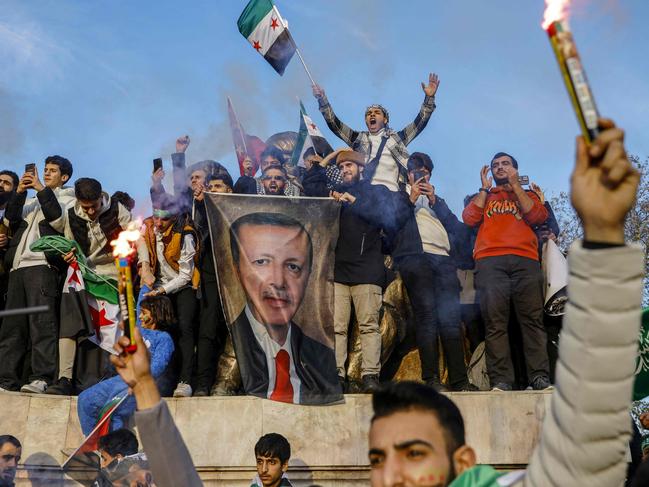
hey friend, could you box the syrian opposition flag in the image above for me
[290,101,333,167]
[62,393,128,472]
[237,0,296,76]
[227,96,267,177]
[60,261,121,355]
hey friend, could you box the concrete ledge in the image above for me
[0,390,551,486]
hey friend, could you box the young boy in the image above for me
[251,433,293,487]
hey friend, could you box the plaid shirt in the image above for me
[318,94,436,186]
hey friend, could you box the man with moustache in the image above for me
[260,165,288,197]
[228,212,340,404]
[312,73,439,191]
[0,170,19,310]
[462,153,551,392]
[327,149,388,392]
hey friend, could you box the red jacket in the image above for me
[462,187,548,261]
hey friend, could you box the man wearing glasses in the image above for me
[261,165,288,197]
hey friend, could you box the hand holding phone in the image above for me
[153,158,163,173]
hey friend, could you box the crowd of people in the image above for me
[0,72,562,404]
[0,74,645,485]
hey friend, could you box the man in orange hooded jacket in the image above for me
[462,152,551,392]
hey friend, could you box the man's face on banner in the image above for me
[235,223,310,327]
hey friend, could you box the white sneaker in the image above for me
[173,382,192,398]
[20,380,48,394]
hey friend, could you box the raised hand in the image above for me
[17,172,33,194]
[419,181,436,205]
[571,118,640,244]
[421,73,440,97]
[176,135,190,154]
[312,83,326,100]
[151,167,165,187]
[480,165,493,190]
[506,167,521,190]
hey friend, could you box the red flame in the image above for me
[111,220,142,258]
[542,0,571,29]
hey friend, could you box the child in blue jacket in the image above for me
[78,296,176,436]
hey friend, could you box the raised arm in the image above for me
[111,328,203,487]
[396,73,439,146]
[526,118,643,487]
[462,166,492,227]
[313,84,361,146]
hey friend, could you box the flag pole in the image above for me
[272,5,316,86]
[227,96,249,155]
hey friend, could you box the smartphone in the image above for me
[518,175,529,186]
[413,170,426,182]
[153,158,163,173]
[25,163,36,175]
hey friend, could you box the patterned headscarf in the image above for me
[365,104,389,124]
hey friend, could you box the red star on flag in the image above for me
[253,40,262,51]
[89,305,115,338]
[67,262,81,285]
[310,122,317,131]
[270,17,279,30]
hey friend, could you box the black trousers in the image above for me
[169,287,198,383]
[398,254,468,387]
[195,258,228,390]
[475,254,549,386]
[0,265,60,389]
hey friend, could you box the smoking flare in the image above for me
[542,0,572,29]
[110,220,141,257]
[110,220,141,353]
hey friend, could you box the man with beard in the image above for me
[327,149,387,392]
[260,165,288,196]
[370,118,643,486]
[0,436,21,487]
[0,170,19,310]
[462,153,551,392]
[228,212,341,404]
[312,73,439,192]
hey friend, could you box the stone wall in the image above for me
[0,390,551,486]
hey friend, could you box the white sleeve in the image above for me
[525,242,644,487]
[161,234,196,295]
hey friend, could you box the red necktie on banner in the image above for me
[270,349,294,403]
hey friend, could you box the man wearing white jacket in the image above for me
[0,156,75,394]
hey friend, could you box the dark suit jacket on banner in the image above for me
[230,311,342,405]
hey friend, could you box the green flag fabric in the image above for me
[31,235,119,304]
[450,465,524,486]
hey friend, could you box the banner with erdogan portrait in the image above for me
[204,193,343,405]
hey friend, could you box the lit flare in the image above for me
[542,0,571,29]
[110,220,142,258]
